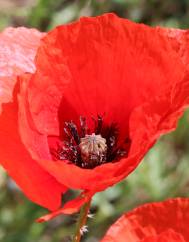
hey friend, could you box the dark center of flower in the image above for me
[52,116,130,169]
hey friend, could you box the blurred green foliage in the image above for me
[1,0,189,31]
[0,0,189,241]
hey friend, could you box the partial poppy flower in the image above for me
[1,13,189,221]
[101,198,189,242]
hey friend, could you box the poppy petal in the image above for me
[0,27,67,211]
[141,230,186,242]
[157,27,189,69]
[37,191,93,222]
[27,14,184,138]
[0,27,45,111]
[101,198,189,242]
[0,89,67,211]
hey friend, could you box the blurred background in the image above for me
[1,0,189,241]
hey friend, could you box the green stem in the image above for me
[72,200,92,242]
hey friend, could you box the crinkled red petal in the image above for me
[0,27,67,211]
[101,198,189,242]
[37,191,94,222]
[141,230,186,242]
[156,27,189,69]
[0,27,45,111]
[0,94,67,210]
[27,14,185,138]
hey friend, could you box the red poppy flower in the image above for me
[1,14,189,222]
[101,198,189,242]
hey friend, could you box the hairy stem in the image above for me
[72,200,92,242]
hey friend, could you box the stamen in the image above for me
[54,116,129,169]
[80,116,88,137]
[94,115,103,134]
[65,121,80,145]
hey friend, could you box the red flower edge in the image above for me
[101,198,189,242]
[1,14,189,221]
